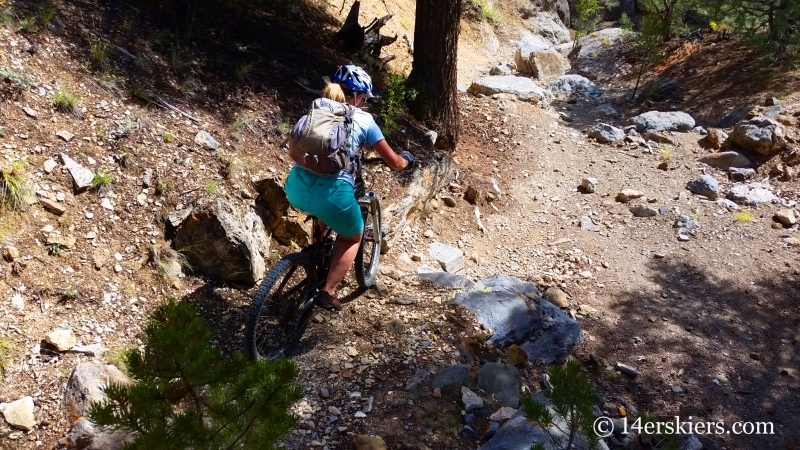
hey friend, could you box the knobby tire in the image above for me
[355,198,382,288]
[244,252,314,360]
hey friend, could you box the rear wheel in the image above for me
[355,196,382,288]
[244,253,314,360]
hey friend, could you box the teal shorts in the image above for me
[284,166,364,238]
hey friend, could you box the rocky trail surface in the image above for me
[0,0,799,449]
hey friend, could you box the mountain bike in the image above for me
[244,157,386,360]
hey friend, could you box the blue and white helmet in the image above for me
[333,64,374,98]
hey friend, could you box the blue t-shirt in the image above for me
[293,108,384,187]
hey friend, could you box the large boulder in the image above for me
[547,74,603,101]
[730,118,786,155]
[515,48,570,81]
[468,76,551,103]
[524,12,571,46]
[172,198,268,284]
[450,275,582,364]
[628,111,696,133]
[64,363,133,425]
[571,28,634,81]
[253,177,309,246]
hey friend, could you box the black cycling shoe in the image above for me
[313,291,341,312]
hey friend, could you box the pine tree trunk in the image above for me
[407,0,462,152]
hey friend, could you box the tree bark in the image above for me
[407,0,462,152]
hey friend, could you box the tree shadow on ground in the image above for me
[11,0,347,125]
[584,256,800,449]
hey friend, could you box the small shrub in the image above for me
[380,72,417,136]
[0,338,16,374]
[155,180,175,196]
[0,68,30,99]
[52,88,80,115]
[231,111,259,133]
[619,12,634,31]
[98,71,125,93]
[47,242,66,256]
[734,210,753,222]
[469,0,498,24]
[40,4,56,26]
[1,160,32,211]
[660,149,674,160]
[19,16,38,32]
[235,61,257,81]
[151,245,191,280]
[89,35,111,70]
[58,214,73,228]
[92,172,112,193]
[1,8,14,26]
[130,82,155,103]
[87,301,303,449]
[168,44,192,75]
[61,282,78,300]
[225,157,244,179]
[205,180,220,195]
[179,75,202,98]
[163,132,175,143]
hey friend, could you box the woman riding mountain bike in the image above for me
[284,64,415,312]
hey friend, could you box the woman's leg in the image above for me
[323,232,362,296]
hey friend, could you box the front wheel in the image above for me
[355,194,382,288]
[244,253,314,360]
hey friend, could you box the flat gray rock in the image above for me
[468,76,551,103]
[727,183,778,206]
[432,364,471,390]
[718,106,754,128]
[429,242,465,274]
[194,130,220,150]
[629,111,695,133]
[450,275,582,364]
[461,386,484,411]
[61,153,94,191]
[477,363,520,408]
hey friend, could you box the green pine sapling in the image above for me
[523,359,601,450]
[88,301,304,450]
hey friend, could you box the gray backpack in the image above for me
[288,98,355,174]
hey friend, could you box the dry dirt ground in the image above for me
[0,0,798,449]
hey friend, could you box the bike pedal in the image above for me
[316,301,341,313]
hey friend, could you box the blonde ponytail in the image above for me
[322,83,346,102]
